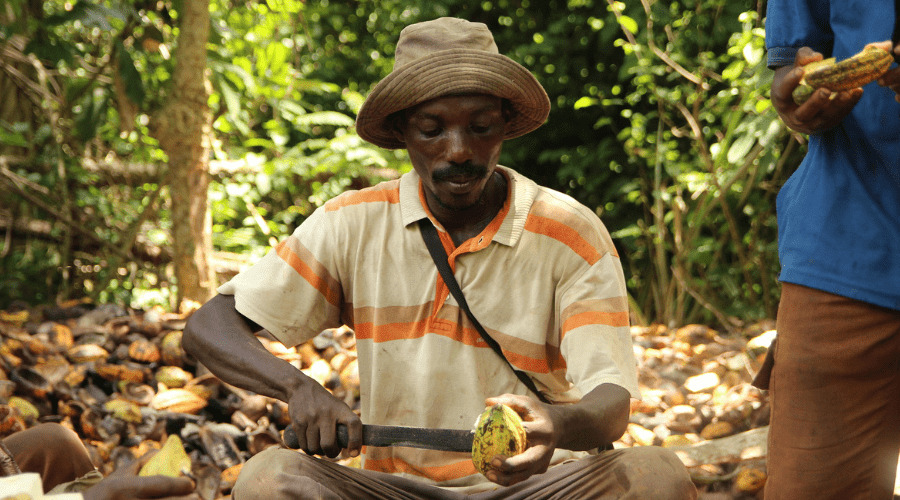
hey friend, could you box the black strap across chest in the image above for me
[417,219,549,404]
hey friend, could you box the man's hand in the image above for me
[83,475,198,500]
[479,384,630,487]
[286,379,362,459]
[82,451,199,500]
[875,41,900,103]
[771,46,863,134]
[478,394,558,487]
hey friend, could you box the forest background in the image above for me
[0,0,794,332]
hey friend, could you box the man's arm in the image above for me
[183,294,362,458]
[478,382,631,487]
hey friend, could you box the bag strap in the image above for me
[418,219,550,404]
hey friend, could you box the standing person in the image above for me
[184,17,696,499]
[761,1,900,498]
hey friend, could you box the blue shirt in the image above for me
[766,0,900,311]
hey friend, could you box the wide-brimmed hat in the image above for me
[356,17,551,150]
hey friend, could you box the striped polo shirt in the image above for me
[219,166,639,493]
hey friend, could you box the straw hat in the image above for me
[355,17,551,149]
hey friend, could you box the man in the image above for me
[184,17,696,499]
[760,1,900,498]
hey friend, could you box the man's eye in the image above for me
[420,128,441,137]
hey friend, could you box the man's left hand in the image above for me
[479,394,558,487]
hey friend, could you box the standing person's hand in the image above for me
[771,46,863,134]
[478,394,559,487]
[874,41,900,102]
[82,450,198,500]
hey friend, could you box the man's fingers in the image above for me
[291,423,308,451]
[486,448,550,487]
[793,88,831,121]
[864,40,894,52]
[318,422,346,458]
[305,425,321,455]
[795,46,823,66]
[344,419,363,457]
[130,476,195,498]
[494,446,547,472]
[484,394,532,413]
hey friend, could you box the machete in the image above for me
[282,423,474,453]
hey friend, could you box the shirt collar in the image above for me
[399,165,538,247]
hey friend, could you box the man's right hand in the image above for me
[771,46,863,134]
[285,380,362,459]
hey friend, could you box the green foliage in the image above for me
[0,0,408,310]
[596,3,801,328]
[1,0,807,330]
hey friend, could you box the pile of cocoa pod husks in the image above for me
[0,301,772,499]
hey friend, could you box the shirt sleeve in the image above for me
[217,207,346,347]
[557,242,640,400]
[765,0,834,68]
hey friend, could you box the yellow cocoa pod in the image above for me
[735,467,767,494]
[471,403,526,476]
[139,435,191,477]
[793,46,893,104]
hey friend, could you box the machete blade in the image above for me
[283,424,474,453]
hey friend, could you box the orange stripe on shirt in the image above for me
[324,183,400,212]
[354,318,484,347]
[364,455,477,482]
[275,240,341,307]
[561,310,630,338]
[524,214,602,265]
[503,348,553,374]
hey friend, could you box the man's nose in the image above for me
[445,129,474,163]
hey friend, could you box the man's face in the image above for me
[394,94,506,212]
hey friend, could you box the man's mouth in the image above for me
[442,175,481,194]
[433,163,488,192]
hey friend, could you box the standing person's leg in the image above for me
[765,283,900,499]
[2,423,97,493]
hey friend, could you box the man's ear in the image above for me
[391,127,406,144]
[501,99,518,124]
[387,111,406,144]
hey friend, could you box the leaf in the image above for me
[617,15,639,35]
[24,37,76,65]
[45,2,125,30]
[726,133,756,165]
[139,435,191,477]
[75,91,109,142]
[574,96,599,110]
[0,128,28,148]
[294,111,355,128]
[116,42,145,105]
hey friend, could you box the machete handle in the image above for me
[282,424,350,450]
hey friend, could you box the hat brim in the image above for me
[356,48,550,149]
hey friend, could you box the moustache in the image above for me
[431,162,489,182]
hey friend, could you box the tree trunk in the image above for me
[151,0,215,307]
